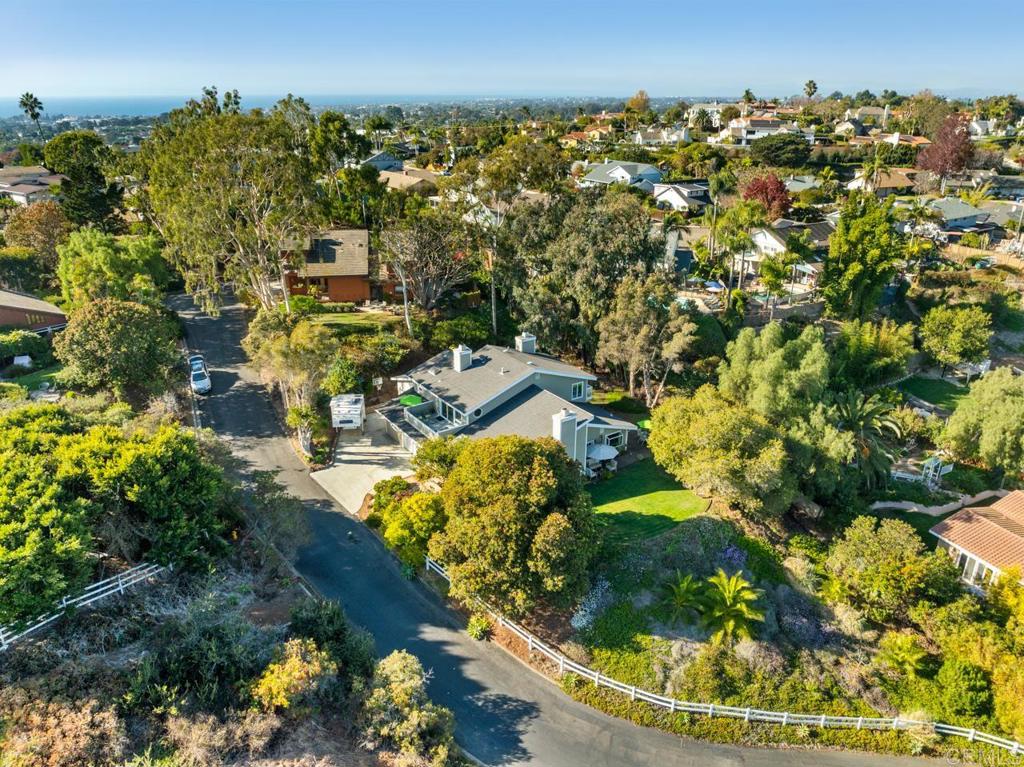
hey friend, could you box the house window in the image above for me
[606,431,623,448]
[571,381,585,401]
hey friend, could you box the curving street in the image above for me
[171,293,939,767]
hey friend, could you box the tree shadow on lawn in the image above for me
[597,510,683,545]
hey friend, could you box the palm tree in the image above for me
[18,92,43,137]
[804,80,818,100]
[958,181,993,208]
[859,144,890,193]
[699,570,764,644]
[878,632,927,677]
[759,253,790,320]
[660,571,701,625]
[692,107,712,134]
[817,165,838,199]
[835,390,902,489]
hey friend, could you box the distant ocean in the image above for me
[0,94,484,118]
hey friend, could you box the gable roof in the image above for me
[403,344,595,413]
[761,219,835,250]
[931,491,1024,571]
[583,161,661,185]
[287,229,370,277]
[378,170,438,192]
[0,289,66,318]
[459,384,635,440]
[783,175,821,193]
[928,197,989,223]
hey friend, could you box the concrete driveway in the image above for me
[311,411,413,512]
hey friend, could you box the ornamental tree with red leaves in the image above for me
[742,173,791,220]
[917,113,974,190]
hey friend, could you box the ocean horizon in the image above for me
[0,92,697,119]
[0,93,551,119]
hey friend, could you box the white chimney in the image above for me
[515,331,536,354]
[551,407,577,461]
[452,344,472,372]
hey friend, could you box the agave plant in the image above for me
[699,569,764,644]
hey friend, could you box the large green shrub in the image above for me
[430,313,490,351]
[362,650,457,767]
[0,329,50,364]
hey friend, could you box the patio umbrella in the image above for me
[399,394,424,407]
[587,443,619,461]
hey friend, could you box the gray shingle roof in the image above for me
[403,345,595,413]
[0,289,65,317]
[929,197,989,224]
[583,161,661,185]
[460,384,635,440]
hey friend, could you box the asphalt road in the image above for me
[172,293,941,767]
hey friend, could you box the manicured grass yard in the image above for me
[7,363,62,393]
[589,459,709,543]
[898,375,967,411]
[310,311,402,336]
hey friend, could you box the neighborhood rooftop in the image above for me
[403,343,595,413]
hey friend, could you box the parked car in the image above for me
[188,353,211,395]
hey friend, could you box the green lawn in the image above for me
[7,363,62,393]
[870,508,953,545]
[589,388,649,416]
[310,311,402,336]
[898,375,967,411]
[589,460,709,544]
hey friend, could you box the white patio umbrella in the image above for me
[587,443,619,461]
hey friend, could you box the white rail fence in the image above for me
[0,562,168,652]
[424,556,1024,757]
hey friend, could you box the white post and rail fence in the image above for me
[0,562,168,652]
[424,555,1024,757]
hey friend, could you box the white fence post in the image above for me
[0,562,166,653]
[419,555,1024,757]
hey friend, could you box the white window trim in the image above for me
[571,381,586,401]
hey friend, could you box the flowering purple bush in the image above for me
[717,543,748,572]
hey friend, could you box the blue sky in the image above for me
[4,0,1021,100]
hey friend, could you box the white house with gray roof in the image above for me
[580,159,662,189]
[385,333,636,473]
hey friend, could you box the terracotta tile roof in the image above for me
[931,491,1024,570]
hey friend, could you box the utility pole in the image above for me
[1015,199,1024,257]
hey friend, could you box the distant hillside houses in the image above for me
[708,116,813,146]
[0,165,65,206]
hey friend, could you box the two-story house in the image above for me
[651,181,709,213]
[283,229,373,302]
[385,332,636,474]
